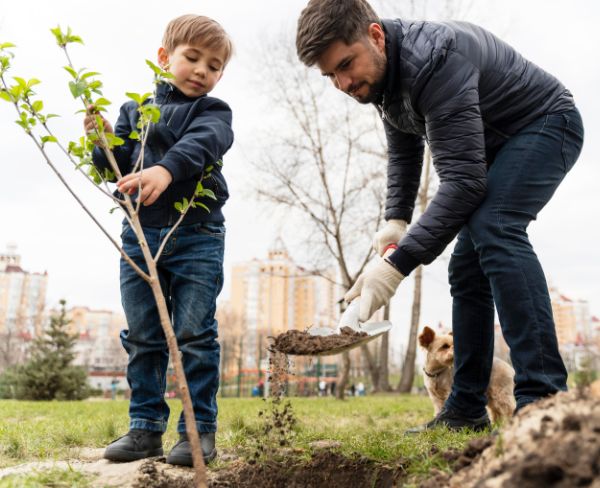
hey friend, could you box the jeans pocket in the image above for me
[561,112,584,173]
[195,222,226,238]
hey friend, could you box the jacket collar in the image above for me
[377,19,403,108]
[155,81,206,104]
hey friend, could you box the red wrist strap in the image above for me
[383,244,398,254]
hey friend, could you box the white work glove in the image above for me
[373,219,408,256]
[344,258,404,323]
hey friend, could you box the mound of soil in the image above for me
[270,327,368,355]
[423,390,600,488]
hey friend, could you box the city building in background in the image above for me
[0,243,48,338]
[229,239,339,369]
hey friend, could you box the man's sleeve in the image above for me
[157,99,234,183]
[383,120,425,223]
[91,103,136,179]
[387,48,487,276]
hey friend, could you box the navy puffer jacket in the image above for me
[92,82,234,227]
[379,19,574,275]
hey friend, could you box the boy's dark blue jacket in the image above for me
[92,82,234,227]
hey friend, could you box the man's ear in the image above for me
[418,326,435,349]
[157,47,170,69]
[367,22,385,53]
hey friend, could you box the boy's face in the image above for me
[158,43,226,97]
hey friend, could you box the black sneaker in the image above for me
[405,407,491,434]
[104,429,163,462]
[166,432,217,466]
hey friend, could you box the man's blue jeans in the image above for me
[446,108,584,417]
[119,221,224,434]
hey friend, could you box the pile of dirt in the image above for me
[270,327,368,355]
[423,390,600,488]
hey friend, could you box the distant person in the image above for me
[296,0,583,431]
[349,383,356,397]
[84,14,234,464]
[110,378,118,400]
[357,382,366,397]
[318,380,327,396]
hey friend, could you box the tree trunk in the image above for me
[360,343,380,392]
[377,305,392,391]
[397,264,423,393]
[336,351,351,400]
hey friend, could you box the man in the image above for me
[296,0,584,431]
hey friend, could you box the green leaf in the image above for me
[63,66,78,79]
[27,78,41,89]
[13,76,27,88]
[41,135,58,144]
[216,159,223,167]
[201,189,217,200]
[94,97,111,106]
[195,181,204,194]
[126,92,142,105]
[174,202,183,213]
[0,90,12,102]
[145,59,162,75]
[32,100,43,113]
[0,42,16,49]
[196,202,210,213]
[46,114,60,119]
[129,130,140,140]
[109,206,120,214]
[183,197,189,209]
[81,71,100,80]
[69,80,87,98]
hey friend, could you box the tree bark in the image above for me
[377,305,392,391]
[361,343,380,392]
[397,264,423,393]
[336,351,351,400]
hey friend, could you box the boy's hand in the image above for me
[83,105,113,146]
[117,166,173,206]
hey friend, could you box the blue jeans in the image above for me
[119,221,225,433]
[446,108,584,416]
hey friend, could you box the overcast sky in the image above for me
[1,1,598,354]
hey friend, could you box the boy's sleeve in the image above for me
[157,99,234,183]
[91,102,136,178]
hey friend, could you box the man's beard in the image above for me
[348,48,386,104]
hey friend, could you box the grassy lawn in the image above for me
[0,394,490,485]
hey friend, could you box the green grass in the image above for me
[0,466,93,488]
[0,395,489,484]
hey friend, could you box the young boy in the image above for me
[83,15,234,465]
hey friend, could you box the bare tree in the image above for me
[251,34,388,399]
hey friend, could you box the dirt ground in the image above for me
[422,385,600,488]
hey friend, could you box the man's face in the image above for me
[158,43,226,97]
[317,23,386,104]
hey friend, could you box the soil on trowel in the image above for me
[270,327,368,355]
[421,389,600,488]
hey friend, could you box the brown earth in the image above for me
[128,450,406,488]
[420,389,600,488]
[269,327,368,355]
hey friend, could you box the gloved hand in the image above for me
[373,219,408,256]
[344,258,405,322]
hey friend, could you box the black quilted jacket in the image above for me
[379,19,574,275]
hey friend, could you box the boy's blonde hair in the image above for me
[162,15,233,65]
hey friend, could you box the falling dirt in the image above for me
[420,390,600,488]
[269,327,368,355]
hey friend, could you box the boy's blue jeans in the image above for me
[446,108,584,417]
[119,221,224,434]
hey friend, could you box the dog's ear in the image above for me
[448,331,453,336]
[418,326,435,349]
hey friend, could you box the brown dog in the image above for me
[418,326,516,423]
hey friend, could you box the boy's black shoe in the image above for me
[104,429,163,462]
[405,407,491,434]
[166,432,217,466]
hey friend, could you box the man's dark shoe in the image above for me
[104,429,163,462]
[166,432,217,466]
[405,407,491,434]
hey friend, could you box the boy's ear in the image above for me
[418,326,435,349]
[157,47,170,69]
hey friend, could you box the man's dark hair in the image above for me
[296,0,381,66]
